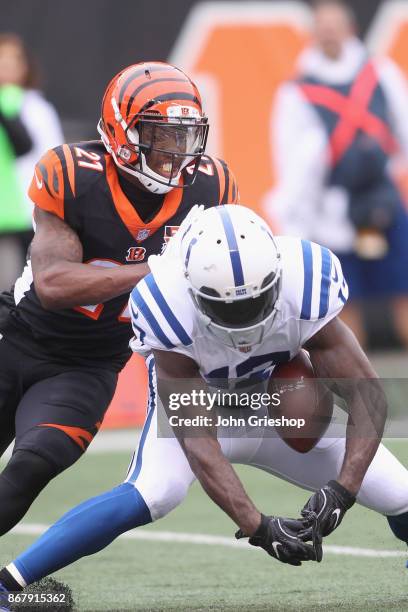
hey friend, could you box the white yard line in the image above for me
[10,523,407,559]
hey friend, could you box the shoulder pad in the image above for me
[28,145,74,220]
[129,265,195,352]
[29,141,108,219]
[277,236,348,322]
[66,140,107,196]
[199,155,240,205]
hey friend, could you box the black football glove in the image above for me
[300,480,356,538]
[235,513,322,566]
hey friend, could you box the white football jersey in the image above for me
[129,236,348,385]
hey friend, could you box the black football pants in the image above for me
[0,335,118,535]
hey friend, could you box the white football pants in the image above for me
[125,357,408,521]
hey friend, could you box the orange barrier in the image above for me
[102,353,148,429]
[170,3,311,228]
[382,10,408,205]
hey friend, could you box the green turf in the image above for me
[1,440,408,611]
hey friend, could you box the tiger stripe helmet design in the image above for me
[98,61,209,194]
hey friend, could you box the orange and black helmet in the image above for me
[98,61,209,194]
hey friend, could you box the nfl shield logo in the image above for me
[136,229,150,242]
[238,345,252,353]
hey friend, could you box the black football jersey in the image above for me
[0,140,239,371]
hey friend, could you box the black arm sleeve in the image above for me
[0,108,33,157]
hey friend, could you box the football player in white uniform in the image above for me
[1,205,408,598]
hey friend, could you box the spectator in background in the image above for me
[0,34,63,290]
[265,0,408,347]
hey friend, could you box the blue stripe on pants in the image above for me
[127,356,156,483]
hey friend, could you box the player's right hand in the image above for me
[235,513,322,566]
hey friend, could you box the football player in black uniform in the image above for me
[0,61,238,537]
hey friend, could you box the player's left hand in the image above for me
[163,204,205,260]
[235,513,323,565]
[300,480,356,538]
[148,205,205,276]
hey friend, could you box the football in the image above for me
[268,350,334,453]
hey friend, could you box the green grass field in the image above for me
[1,439,408,611]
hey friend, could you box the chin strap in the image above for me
[133,166,175,194]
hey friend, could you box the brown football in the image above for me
[268,350,333,453]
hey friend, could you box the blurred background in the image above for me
[1,0,408,428]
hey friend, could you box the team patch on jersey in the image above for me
[126,247,146,262]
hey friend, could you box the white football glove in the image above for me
[148,204,205,275]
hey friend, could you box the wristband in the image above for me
[327,480,356,509]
